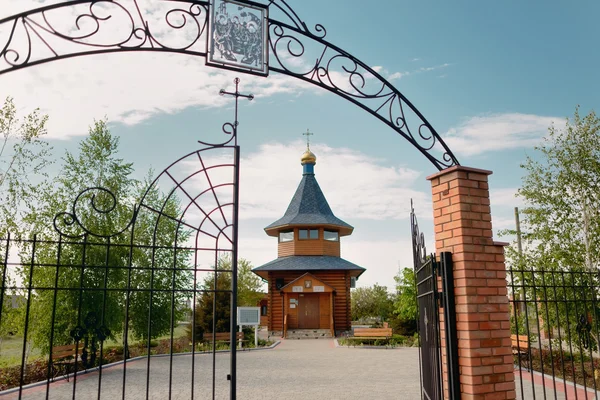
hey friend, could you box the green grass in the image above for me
[0,324,189,368]
[0,335,42,368]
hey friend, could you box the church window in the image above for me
[261,305,268,316]
[299,229,319,240]
[324,230,339,241]
[279,230,294,242]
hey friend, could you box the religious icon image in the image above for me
[304,280,312,288]
[207,0,268,75]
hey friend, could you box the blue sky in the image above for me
[1,0,599,289]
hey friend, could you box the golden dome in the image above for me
[301,149,317,164]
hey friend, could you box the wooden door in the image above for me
[298,294,320,328]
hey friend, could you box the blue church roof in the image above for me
[265,171,353,234]
[252,256,365,279]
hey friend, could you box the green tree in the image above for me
[393,268,417,321]
[19,120,192,356]
[237,258,264,307]
[351,284,393,323]
[0,96,52,237]
[507,107,600,271]
[127,173,193,341]
[502,107,600,347]
[189,255,263,340]
[190,258,232,341]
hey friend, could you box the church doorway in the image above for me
[298,294,320,329]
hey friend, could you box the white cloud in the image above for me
[490,188,523,208]
[0,52,316,139]
[444,113,559,156]
[343,238,414,289]
[419,63,451,72]
[178,140,430,222]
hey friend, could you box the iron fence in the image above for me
[509,265,600,399]
[0,144,239,399]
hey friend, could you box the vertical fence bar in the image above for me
[71,234,89,400]
[145,219,159,400]
[0,233,9,332]
[168,230,181,399]
[122,221,136,400]
[550,271,568,396]
[581,273,597,396]
[440,252,459,399]
[530,267,548,399]
[571,270,588,394]
[588,270,600,400]
[560,270,579,399]
[46,235,63,399]
[539,269,558,396]
[229,145,240,400]
[517,262,537,399]
[190,231,201,399]
[19,234,37,399]
[509,263,526,400]
[97,238,111,400]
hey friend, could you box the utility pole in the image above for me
[514,207,525,313]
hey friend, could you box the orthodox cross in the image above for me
[219,77,254,140]
[302,129,314,150]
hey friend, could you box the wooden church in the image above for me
[252,146,365,338]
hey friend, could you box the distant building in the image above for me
[252,147,365,337]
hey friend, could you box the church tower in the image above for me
[253,146,365,338]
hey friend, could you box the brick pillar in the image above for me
[427,166,516,400]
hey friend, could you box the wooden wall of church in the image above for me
[268,270,351,333]
[277,239,340,257]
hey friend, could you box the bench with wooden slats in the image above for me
[511,334,529,354]
[511,334,530,370]
[51,343,85,381]
[204,332,245,343]
[190,332,247,350]
[346,327,393,346]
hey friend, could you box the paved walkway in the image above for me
[1,340,421,400]
[3,339,585,399]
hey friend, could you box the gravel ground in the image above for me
[1,339,421,400]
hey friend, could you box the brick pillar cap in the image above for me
[426,165,493,181]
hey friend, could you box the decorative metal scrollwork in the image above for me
[69,311,111,369]
[53,187,136,238]
[410,200,428,265]
[577,314,592,349]
[0,0,459,170]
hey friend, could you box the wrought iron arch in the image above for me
[0,0,459,170]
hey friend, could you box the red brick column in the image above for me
[427,166,516,400]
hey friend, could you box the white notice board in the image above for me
[237,307,260,326]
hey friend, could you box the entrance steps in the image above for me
[286,329,332,339]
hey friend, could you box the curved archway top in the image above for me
[0,0,459,170]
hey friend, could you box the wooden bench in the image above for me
[511,334,530,370]
[193,332,246,349]
[51,343,85,381]
[347,327,393,346]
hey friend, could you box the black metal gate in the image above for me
[411,205,459,400]
[0,118,243,399]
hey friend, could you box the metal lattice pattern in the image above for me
[0,0,459,170]
[411,204,443,400]
[508,266,600,399]
[0,142,240,398]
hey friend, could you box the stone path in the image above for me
[3,339,587,399]
[1,340,421,400]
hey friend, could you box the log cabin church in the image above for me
[252,146,366,338]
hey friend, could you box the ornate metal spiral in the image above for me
[53,187,136,238]
[0,0,459,170]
